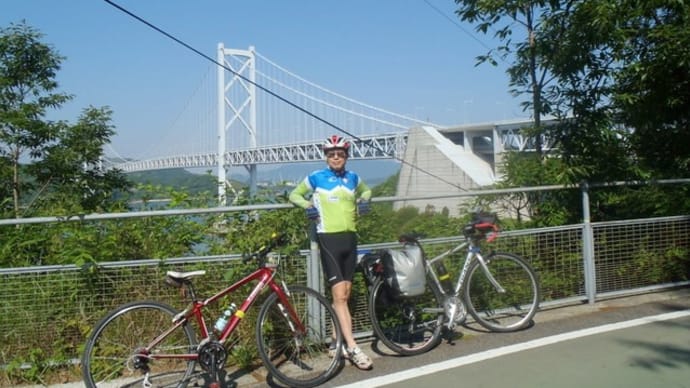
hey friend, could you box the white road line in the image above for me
[335,310,690,388]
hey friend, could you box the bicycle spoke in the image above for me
[369,279,444,356]
[465,253,540,332]
[82,301,198,388]
[256,285,342,388]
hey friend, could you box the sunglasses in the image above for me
[326,151,347,159]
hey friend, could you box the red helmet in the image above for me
[322,135,350,153]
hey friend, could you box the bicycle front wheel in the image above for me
[82,301,198,388]
[256,285,343,388]
[368,277,444,356]
[465,252,540,332]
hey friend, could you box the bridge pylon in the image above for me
[217,43,257,204]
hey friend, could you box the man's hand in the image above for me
[306,207,319,220]
[357,200,371,215]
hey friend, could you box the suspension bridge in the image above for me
[105,45,548,206]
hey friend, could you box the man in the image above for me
[289,134,373,370]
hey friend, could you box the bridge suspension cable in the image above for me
[255,51,439,130]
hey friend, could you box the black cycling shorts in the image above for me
[317,231,357,285]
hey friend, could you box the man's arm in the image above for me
[289,178,313,209]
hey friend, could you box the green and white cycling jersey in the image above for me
[289,168,371,233]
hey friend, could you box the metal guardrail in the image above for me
[0,180,689,374]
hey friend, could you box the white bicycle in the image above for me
[360,213,541,355]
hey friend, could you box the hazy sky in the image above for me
[2,0,526,159]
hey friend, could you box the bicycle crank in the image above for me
[198,340,227,385]
[444,296,467,329]
[402,304,417,334]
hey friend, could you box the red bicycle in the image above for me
[81,232,343,388]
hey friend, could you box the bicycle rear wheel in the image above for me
[368,277,444,356]
[256,285,343,388]
[82,301,198,388]
[465,252,540,332]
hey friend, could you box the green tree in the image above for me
[611,1,690,177]
[1,21,130,217]
[537,1,640,183]
[455,0,571,160]
[540,1,690,218]
[457,1,690,223]
[0,21,72,217]
[30,106,130,214]
[489,151,579,224]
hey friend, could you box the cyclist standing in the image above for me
[289,135,373,370]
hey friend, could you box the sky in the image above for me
[1,0,527,160]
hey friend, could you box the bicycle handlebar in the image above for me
[463,219,499,242]
[471,222,499,242]
[398,213,500,245]
[241,232,287,264]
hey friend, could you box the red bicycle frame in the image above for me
[143,264,306,362]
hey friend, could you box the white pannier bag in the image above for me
[382,244,426,297]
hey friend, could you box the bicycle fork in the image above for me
[440,251,505,330]
[474,252,506,293]
[276,281,304,348]
[439,248,504,330]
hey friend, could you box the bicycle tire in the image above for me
[82,300,198,388]
[464,252,540,332]
[368,277,444,356]
[256,285,343,388]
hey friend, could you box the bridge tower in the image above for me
[217,44,257,204]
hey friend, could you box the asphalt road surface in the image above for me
[328,287,690,388]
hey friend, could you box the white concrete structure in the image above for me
[395,119,557,216]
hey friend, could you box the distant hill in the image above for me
[125,160,400,195]
[231,160,401,186]
[127,169,237,194]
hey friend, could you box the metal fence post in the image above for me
[307,222,326,336]
[307,222,324,295]
[581,181,597,304]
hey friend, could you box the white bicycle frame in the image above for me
[424,238,506,299]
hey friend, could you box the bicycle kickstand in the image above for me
[142,372,152,388]
[208,353,222,388]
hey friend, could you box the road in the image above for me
[338,312,690,388]
[327,287,690,388]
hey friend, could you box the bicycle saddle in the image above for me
[398,232,425,244]
[165,270,206,287]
